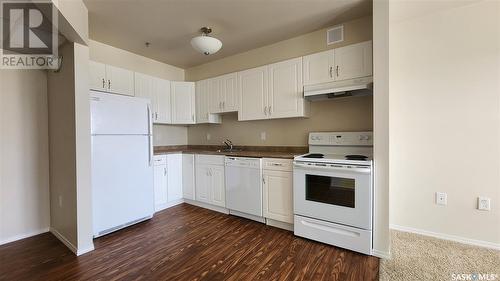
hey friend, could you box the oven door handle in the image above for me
[293,163,371,174]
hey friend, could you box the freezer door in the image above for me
[90,91,151,135]
[92,135,154,236]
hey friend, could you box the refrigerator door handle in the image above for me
[147,104,153,167]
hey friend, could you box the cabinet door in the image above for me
[105,64,135,96]
[334,41,372,81]
[196,80,209,123]
[195,164,210,203]
[263,170,293,223]
[268,57,306,119]
[153,164,168,211]
[222,73,238,112]
[209,165,225,207]
[208,77,223,113]
[153,78,171,124]
[134,73,157,122]
[167,154,183,202]
[171,81,196,124]
[302,49,334,85]
[237,66,268,121]
[89,61,107,91]
[182,154,195,200]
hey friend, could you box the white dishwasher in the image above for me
[225,157,263,219]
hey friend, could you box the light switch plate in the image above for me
[436,192,447,205]
[478,197,491,211]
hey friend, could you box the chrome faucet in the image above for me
[223,139,233,151]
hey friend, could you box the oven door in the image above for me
[293,162,372,230]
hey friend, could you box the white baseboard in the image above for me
[390,224,500,250]
[266,218,293,231]
[0,227,49,246]
[76,244,95,256]
[372,249,391,259]
[184,199,229,214]
[229,210,266,223]
[50,227,78,255]
[155,199,184,212]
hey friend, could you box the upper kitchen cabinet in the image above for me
[334,41,372,81]
[196,80,221,124]
[134,73,171,124]
[238,65,268,121]
[302,49,335,85]
[208,73,238,114]
[268,57,308,119]
[238,58,308,121]
[89,61,134,96]
[302,40,373,85]
[171,81,196,124]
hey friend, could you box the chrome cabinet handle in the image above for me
[102,78,106,89]
[329,66,333,78]
[268,106,271,115]
[155,112,158,121]
[164,167,167,176]
[108,79,111,89]
[222,101,225,108]
[192,114,195,121]
[262,177,266,184]
[336,65,339,77]
[264,106,267,116]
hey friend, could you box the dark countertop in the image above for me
[154,145,308,159]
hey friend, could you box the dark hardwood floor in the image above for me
[0,203,379,281]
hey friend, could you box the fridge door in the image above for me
[90,91,151,135]
[92,135,154,237]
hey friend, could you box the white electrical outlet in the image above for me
[436,192,447,205]
[206,133,211,141]
[478,197,491,211]
[260,131,266,141]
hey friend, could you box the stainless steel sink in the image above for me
[216,148,242,153]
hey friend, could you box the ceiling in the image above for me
[83,0,372,69]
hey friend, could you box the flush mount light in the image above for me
[190,27,222,55]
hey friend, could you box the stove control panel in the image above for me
[309,132,373,146]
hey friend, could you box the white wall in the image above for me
[88,40,188,146]
[0,70,50,244]
[389,1,500,247]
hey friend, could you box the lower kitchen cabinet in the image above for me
[182,154,195,200]
[195,155,226,207]
[153,154,183,212]
[153,155,168,211]
[262,158,293,224]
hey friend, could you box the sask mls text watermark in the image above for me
[1,0,58,69]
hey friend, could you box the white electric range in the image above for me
[293,132,374,255]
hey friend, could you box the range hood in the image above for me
[304,76,373,101]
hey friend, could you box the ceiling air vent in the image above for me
[327,25,344,45]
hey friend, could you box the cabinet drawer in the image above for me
[153,155,167,166]
[263,158,292,171]
[195,154,225,166]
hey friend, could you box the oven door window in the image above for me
[305,175,355,208]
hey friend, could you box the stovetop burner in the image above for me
[303,153,324,159]
[345,155,368,161]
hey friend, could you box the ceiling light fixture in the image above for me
[190,27,222,55]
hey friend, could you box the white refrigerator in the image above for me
[90,91,154,237]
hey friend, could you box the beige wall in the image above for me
[188,97,372,146]
[0,70,50,245]
[372,0,390,258]
[89,40,188,146]
[74,43,93,253]
[389,1,500,247]
[186,16,372,81]
[48,43,78,249]
[186,16,373,146]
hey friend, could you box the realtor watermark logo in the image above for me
[452,273,499,281]
[1,0,58,69]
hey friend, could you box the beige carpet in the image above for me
[380,230,500,281]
